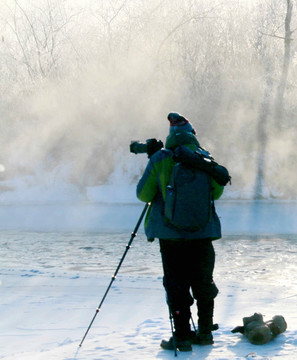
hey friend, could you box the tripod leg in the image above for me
[79,203,149,347]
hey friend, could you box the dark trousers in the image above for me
[159,239,218,336]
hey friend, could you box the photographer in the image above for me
[135,113,225,352]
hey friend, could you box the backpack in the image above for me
[164,157,213,232]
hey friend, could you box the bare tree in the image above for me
[253,0,296,199]
[274,0,295,125]
[2,0,79,83]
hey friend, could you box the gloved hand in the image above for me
[146,138,163,158]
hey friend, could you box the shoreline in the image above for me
[0,200,295,234]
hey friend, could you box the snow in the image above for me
[0,183,297,359]
[2,260,297,360]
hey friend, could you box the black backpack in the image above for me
[164,157,213,232]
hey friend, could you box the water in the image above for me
[0,230,160,276]
[1,231,297,287]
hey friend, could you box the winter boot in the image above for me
[161,307,192,351]
[191,331,214,345]
[160,334,192,352]
[195,299,216,345]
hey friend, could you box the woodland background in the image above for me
[0,0,296,199]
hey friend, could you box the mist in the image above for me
[0,0,296,200]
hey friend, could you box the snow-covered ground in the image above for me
[0,183,297,359]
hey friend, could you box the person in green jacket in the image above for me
[136,113,224,352]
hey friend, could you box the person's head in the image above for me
[167,112,196,134]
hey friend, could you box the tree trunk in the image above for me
[254,61,273,199]
[274,0,293,125]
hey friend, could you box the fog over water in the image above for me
[0,0,296,201]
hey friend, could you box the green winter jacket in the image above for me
[136,131,223,241]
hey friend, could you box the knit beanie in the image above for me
[167,112,196,134]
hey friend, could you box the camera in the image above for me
[130,138,163,157]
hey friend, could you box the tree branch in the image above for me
[258,30,294,41]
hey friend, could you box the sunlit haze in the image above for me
[0,0,296,199]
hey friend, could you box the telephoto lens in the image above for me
[130,141,148,154]
[130,139,163,157]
